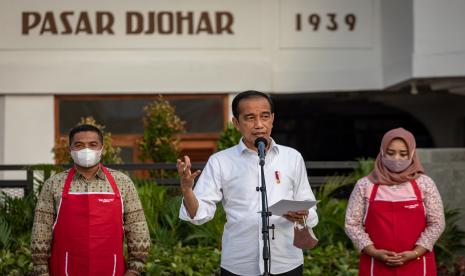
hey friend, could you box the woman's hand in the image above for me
[397,246,426,263]
[396,250,419,263]
[364,245,426,266]
[375,249,404,266]
[363,245,403,266]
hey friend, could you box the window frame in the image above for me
[54,93,229,162]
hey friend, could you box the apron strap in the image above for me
[63,165,121,199]
[100,164,121,199]
[410,179,423,201]
[62,167,76,199]
[369,183,379,202]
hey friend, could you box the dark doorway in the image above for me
[272,91,435,161]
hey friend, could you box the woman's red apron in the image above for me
[49,165,125,275]
[359,180,436,276]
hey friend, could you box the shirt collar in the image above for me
[73,165,106,180]
[237,137,279,155]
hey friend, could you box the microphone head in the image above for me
[254,137,268,148]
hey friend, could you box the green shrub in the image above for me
[135,180,226,249]
[435,207,465,275]
[138,97,185,164]
[183,205,225,248]
[313,177,353,248]
[0,236,33,275]
[2,158,463,275]
[350,158,374,183]
[145,243,221,275]
[216,123,242,151]
[0,217,12,249]
[0,192,36,249]
[136,180,182,247]
[304,242,358,276]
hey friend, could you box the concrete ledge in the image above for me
[417,148,465,163]
[417,148,465,229]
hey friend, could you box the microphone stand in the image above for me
[256,147,274,276]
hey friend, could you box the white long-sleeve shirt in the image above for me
[179,139,318,275]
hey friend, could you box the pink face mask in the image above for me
[381,157,412,172]
[381,149,414,173]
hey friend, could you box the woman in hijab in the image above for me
[345,128,445,275]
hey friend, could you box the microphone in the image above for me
[254,137,268,166]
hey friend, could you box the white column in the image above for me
[0,96,5,164]
[1,95,54,196]
[4,95,54,164]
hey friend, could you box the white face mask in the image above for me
[71,148,102,168]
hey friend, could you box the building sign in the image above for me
[0,0,261,49]
[279,0,373,48]
[21,11,234,36]
[0,0,373,50]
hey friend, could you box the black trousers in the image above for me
[220,264,303,276]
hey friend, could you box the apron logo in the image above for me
[98,198,114,203]
[404,203,419,209]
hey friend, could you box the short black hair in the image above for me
[232,90,274,118]
[69,124,104,145]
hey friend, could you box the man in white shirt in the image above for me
[177,90,318,276]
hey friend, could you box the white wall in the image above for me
[413,0,465,77]
[1,0,465,94]
[271,0,384,92]
[0,51,273,94]
[0,0,385,94]
[3,95,54,164]
[2,0,465,165]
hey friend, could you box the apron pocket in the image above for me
[66,251,89,275]
[89,253,118,275]
[65,251,118,275]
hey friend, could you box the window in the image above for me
[56,94,228,163]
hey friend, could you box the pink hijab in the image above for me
[367,128,424,185]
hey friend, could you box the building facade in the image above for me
[1,0,465,165]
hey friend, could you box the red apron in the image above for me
[359,180,437,276]
[49,165,125,276]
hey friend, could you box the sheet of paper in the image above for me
[268,200,317,216]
